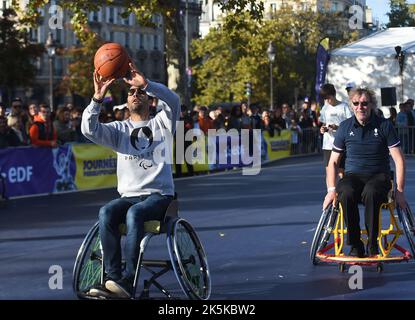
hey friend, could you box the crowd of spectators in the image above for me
[0,98,86,148]
[179,101,319,133]
[393,98,415,154]
[1,95,414,155]
[177,100,321,155]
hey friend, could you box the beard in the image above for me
[128,96,149,113]
[355,109,371,124]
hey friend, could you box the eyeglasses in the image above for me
[352,101,369,107]
[128,88,147,96]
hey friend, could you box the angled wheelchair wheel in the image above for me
[72,222,103,298]
[397,205,415,258]
[310,204,338,265]
[167,218,211,300]
[404,205,415,237]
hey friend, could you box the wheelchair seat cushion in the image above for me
[118,221,162,235]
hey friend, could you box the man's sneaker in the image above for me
[105,278,133,299]
[87,284,117,299]
[349,242,365,258]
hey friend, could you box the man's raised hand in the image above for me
[123,62,147,89]
[93,71,115,101]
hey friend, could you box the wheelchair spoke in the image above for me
[405,207,415,235]
[73,223,103,297]
[310,204,337,264]
[79,243,102,291]
[170,219,211,300]
[397,206,415,259]
[176,226,204,293]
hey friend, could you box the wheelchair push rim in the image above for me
[72,222,103,298]
[310,204,337,265]
[397,204,415,259]
[167,218,211,300]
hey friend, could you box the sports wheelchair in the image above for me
[310,178,415,272]
[72,195,211,299]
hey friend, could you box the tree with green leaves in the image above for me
[57,29,101,99]
[0,8,44,104]
[387,0,415,27]
[17,0,264,102]
[191,4,358,107]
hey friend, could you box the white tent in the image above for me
[326,27,415,117]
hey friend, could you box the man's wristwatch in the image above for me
[93,96,104,104]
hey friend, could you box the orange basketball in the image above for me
[94,43,130,80]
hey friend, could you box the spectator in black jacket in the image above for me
[54,107,77,144]
[272,107,287,134]
[0,116,21,148]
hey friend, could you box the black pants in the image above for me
[336,172,390,248]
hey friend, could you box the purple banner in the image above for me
[315,38,330,105]
[0,145,76,198]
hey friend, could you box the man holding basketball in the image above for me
[81,62,180,298]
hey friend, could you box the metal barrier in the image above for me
[396,126,415,155]
[293,126,415,157]
[297,127,321,155]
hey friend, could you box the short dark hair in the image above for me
[320,84,336,99]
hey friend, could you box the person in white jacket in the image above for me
[81,62,180,298]
[319,83,352,185]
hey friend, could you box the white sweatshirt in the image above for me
[81,81,180,197]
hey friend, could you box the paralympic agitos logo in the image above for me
[130,127,153,151]
[130,127,154,170]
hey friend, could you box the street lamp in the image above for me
[184,0,191,108]
[267,41,276,111]
[395,45,406,102]
[395,46,405,75]
[45,32,56,112]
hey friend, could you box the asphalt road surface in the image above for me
[1,154,415,300]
